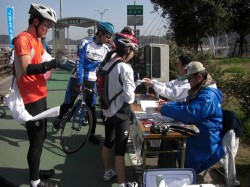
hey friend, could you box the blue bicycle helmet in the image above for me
[97,22,115,35]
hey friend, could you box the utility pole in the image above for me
[60,0,62,19]
[134,1,136,35]
[94,9,110,21]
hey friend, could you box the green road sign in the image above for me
[68,19,80,24]
[127,5,143,15]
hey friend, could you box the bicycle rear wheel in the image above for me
[60,101,92,153]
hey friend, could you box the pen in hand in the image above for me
[158,99,167,106]
[156,99,167,113]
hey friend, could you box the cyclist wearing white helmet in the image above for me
[13,3,59,187]
[28,3,57,38]
[101,32,139,187]
[54,22,115,145]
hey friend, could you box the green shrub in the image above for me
[224,74,250,118]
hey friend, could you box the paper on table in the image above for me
[134,111,158,119]
[140,100,158,111]
[134,111,174,123]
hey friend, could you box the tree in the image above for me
[229,0,250,56]
[150,0,233,51]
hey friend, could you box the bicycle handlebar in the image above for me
[82,87,98,95]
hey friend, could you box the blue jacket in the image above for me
[75,36,109,84]
[161,86,225,174]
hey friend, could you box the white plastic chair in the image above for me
[202,110,242,187]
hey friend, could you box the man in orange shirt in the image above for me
[14,4,59,187]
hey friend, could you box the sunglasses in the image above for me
[42,21,53,29]
[105,33,112,39]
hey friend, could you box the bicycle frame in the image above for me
[60,87,95,153]
[68,88,92,129]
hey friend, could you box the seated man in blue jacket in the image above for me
[156,61,225,174]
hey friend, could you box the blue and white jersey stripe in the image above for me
[72,36,109,84]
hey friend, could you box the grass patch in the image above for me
[223,67,246,73]
[213,57,250,64]
[212,57,250,74]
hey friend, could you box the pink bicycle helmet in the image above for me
[113,32,139,51]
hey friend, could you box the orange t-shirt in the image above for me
[14,32,46,104]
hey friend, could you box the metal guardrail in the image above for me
[0,51,12,77]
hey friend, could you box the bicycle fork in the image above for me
[71,101,87,131]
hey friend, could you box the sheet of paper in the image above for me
[134,111,158,119]
[140,100,158,111]
[134,112,174,123]
[31,106,60,121]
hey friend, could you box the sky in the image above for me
[1,0,168,41]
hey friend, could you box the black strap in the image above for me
[107,59,123,73]
[107,59,123,104]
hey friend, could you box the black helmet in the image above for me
[121,26,135,36]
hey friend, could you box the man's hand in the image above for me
[158,99,167,105]
[156,99,167,113]
[142,78,154,87]
[156,105,162,113]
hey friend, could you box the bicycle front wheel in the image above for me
[60,101,93,153]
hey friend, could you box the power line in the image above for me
[142,10,162,36]
[147,15,162,36]
[153,21,164,36]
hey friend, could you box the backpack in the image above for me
[97,59,123,110]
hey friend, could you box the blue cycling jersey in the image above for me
[72,36,110,85]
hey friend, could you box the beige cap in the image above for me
[180,61,205,80]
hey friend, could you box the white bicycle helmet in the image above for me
[29,3,57,23]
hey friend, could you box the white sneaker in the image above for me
[103,169,117,181]
[126,182,138,187]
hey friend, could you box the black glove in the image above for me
[26,58,60,75]
[43,58,61,69]
[50,58,60,68]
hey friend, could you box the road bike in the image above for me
[0,94,6,118]
[59,87,93,154]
